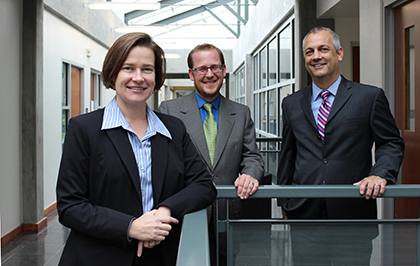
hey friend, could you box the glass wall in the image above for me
[61,62,70,147]
[235,66,245,104]
[233,16,295,181]
[253,19,295,138]
[254,18,295,180]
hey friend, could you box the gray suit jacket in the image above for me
[159,92,264,183]
[158,92,264,216]
[277,76,405,219]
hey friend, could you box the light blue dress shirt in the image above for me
[311,75,341,121]
[101,97,172,213]
[195,92,220,124]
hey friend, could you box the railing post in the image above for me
[226,199,232,266]
[216,200,219,266]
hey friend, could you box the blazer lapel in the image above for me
[151,133,168,204]
[106,128,143,205]
[213,96,235,168]
[180,93,212,168]
[327,77,352,123]
[300,85,317,130]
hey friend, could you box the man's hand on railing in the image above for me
[234,174,259,200]
[353,175,387,200]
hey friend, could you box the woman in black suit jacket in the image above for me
[56,32,216,266]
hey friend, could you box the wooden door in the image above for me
[71,66,81,118]
[394,0,420,219]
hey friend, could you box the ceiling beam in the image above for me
[204,6,239,38]
[125,0,259,37]
[150,6,208,25]
[125,0,184,24]
[223,4,247,24]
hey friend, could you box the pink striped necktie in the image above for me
[317,90,332,143]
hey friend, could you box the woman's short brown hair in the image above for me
[102,32,166,91]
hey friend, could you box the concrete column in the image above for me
[295,0,334,90]
[359,0,384,88]
[21,0,45,228]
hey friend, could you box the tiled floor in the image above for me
[1,210,69,266]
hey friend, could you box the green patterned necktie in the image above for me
[203,103,217,165]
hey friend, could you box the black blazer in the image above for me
[277,76,404,219]
[56,108,217,266]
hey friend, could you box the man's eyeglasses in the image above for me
[191,65,224,75]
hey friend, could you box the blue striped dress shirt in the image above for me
[101,97,172,213]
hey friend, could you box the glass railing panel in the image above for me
[178,185,420,266]
[176,209,210,266]
[229,222,419,266]
[217,185,420,266]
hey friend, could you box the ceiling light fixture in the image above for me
[115,26,169,33]
[87,2,160,11]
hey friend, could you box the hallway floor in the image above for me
[1,210,69,266]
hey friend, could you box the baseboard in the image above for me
[1,225,23,248]
[44,202,57,217]
[22,217,48,233]
[1,202,57,248]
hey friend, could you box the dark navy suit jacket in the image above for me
[56,108,216,266]
[277,76,404,219]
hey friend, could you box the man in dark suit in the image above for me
[277,27,404,265]
[158,44,264,265]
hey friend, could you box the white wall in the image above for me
[43,10,115,210]
[0,0,22,237]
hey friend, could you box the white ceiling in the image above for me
[108,0,259,49]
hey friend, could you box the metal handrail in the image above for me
[217,184,420,266]
[178,185,420,266]
[217,184,420,198]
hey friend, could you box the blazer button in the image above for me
[323,158,328,164]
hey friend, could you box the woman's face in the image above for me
[115,46,156,110]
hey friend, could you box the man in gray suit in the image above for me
[158,44,264,265]
[277,27,404,265]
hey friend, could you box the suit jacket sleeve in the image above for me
[276,96,297,206]
[369,88,405,183]
[240,107,265,181]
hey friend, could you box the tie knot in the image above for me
[203,103,213,113]
[320,90,331,100]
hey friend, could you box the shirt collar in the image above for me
[311,75,341,101]
[102,97,172,140]
[195,91,220,110]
